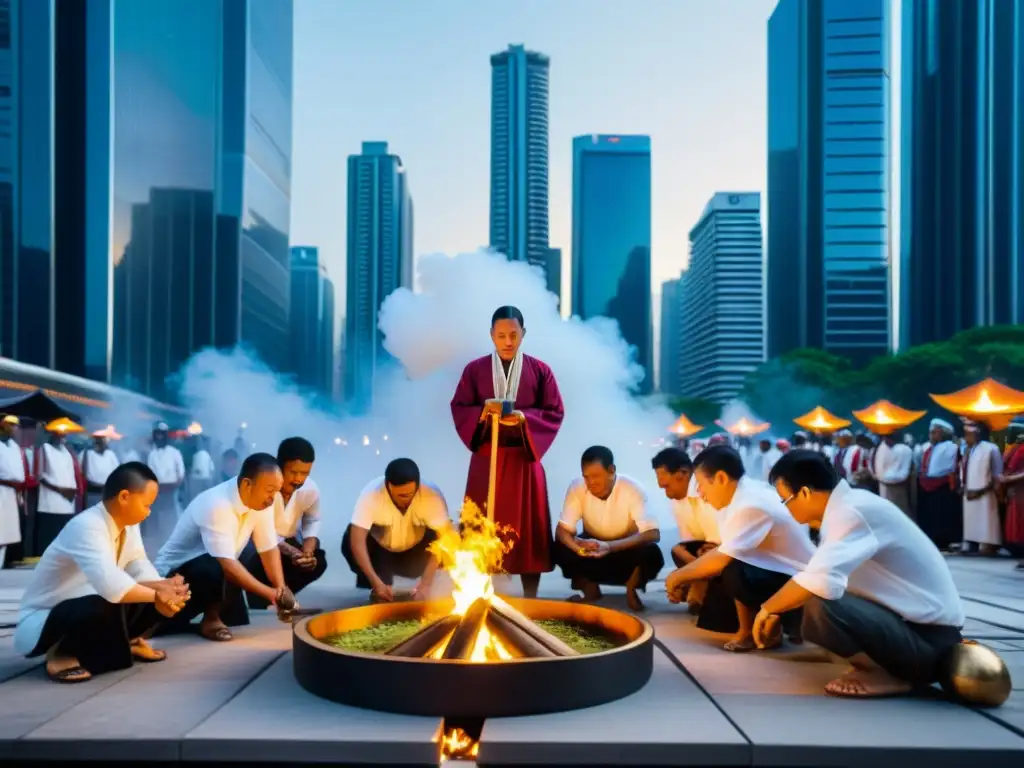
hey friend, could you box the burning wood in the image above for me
[486,609,558,658]
[386,615,461,658]
[442,598,492,660]
[490,595,580,656]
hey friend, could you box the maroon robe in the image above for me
[450,353,564,574]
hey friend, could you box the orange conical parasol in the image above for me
[715,416,771,437]
[929,378,1024,430]
[793,406,851,434]
[44,417,85,435]
[852,400,927,436]
[668,414,703,438]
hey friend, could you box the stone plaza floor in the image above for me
[1,554,1023,766]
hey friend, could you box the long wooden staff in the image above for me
[487,412,500,521]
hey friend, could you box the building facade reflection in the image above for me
[571,134,653,393]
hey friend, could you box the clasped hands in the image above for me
[280,541,317,570]
[481,399,524,427]
[371,578,431,602]
[574,537,610,558]
[154,574,191,618]
[751,608,783,649]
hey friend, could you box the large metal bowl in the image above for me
[292,596,655,718]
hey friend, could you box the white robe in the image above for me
[962,441,1003,545]
[0,438,26,546]
[37,443,77,515]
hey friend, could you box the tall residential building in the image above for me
[0,0,54,369]
[767,0,892,364]
[545,246,562,309]
[345,141,413,411]
[658,277,682,396]
[571,134,653,392]
[899,0,1024,347]
[489,44,551,282]
[8,0,292,397]
[289,246,335,398]
[679,193,765,404]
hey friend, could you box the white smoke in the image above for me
[174,250,676,552]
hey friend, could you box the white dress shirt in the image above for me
[83,448,121,487]
[273,478,322,542]
[351,477,450,553]
[920,440,959,477]
[0,438,26,546]
[37,442,77,515]
[672,475,721,544]
[154,479,278,575]
[717,476,815,576]
[873,442,913,484]
[559,475,656,541]
[14,503,160,655]
[147,445,185,485]
[793,481,965,627]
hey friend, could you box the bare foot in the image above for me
[568,581,602,603]
[130,638,167,662]
[825,669,912,698]
[687,600,702,615]
[723,635,757,652]
[199,620,233,642]
[626,585,645,612]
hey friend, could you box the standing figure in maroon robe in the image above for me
[450,306,565,597]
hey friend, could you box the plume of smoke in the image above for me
[174,250,676,552]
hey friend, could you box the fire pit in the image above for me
[293,594,654,718]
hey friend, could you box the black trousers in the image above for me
[35,512,71,554]
[918,485,963,550]
[155,553,250,635]
[30,594,163,675]
[802,593,962,686]
[341,524,437,588]
[670,541,739,633]
[243,537,328,609]
[721,558,802,634]
[551,539,664,589]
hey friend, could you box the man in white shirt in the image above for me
[0,414,28,568]
[872,433,914,518]
[757,450,964,698]
[35,419,85,552]
[341,458,453,602]
[553,446,663,611]
[244,437,327,610]
[651,447,735,630]
[188,435,217,502]
[15,462,189,683]
[144,422,186,556]
[917,419,962,551]
[154,453,291,641]
[665,445,815,652]
[82,426,123,509]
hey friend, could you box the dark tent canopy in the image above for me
[0,389,79,425]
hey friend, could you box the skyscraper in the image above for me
[489,44,550,281]
[0,0,54,369]
[900,0,1024,347]
[658,277,682,397]
[767,0,892,364]
[679,193,765,404]
[290,246,335,399]
[571,134,653,392]
[545,246,562,309]
[344,141,413,411]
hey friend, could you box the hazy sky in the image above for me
[291,0,779,312]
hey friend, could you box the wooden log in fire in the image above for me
[485,609,557,658]
[386,615,462,658]
[489,596,580,657]
[442,598,492,660]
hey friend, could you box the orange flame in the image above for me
[668,413,703,437]
[440,726,479,761]
[852,400,926,435]
[715,416,770,436]
[793,406,851,434]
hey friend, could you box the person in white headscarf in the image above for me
[916,418,961,551]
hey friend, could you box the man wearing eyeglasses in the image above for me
[755,450,964,699]
[664,445,815,652]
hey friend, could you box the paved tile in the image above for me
[477,645,748,766]
[0,636,39,683]
[649,613,1024,766]
[182,653,444,765]
[15,617,291,761]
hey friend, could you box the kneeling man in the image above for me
[244,437,327,609]
[15,462,189,683]
[554,446,663,611]
[665,445,815,651]
[756,450,964,698]
[342,458,452,602]
[154,453,292,641]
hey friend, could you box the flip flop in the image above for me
[200,625,233,642]
[723,639,758,653]
[47,666,91,683]
[824,678,911,699]
[130,646,167,663]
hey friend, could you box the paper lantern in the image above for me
[852,400,927,436]
[793,406,851,434]
[929,378,1024,430]
[667,414,703,438]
